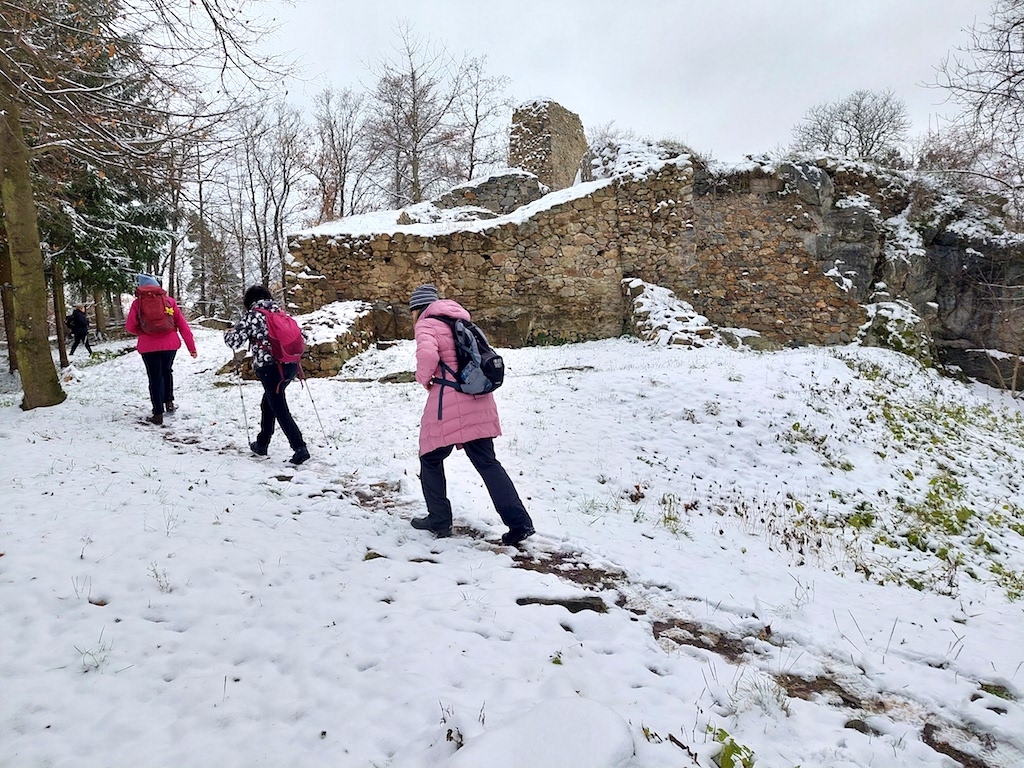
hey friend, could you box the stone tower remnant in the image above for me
[509,100,588,191]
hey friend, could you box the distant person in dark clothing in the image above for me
[66,304,93,355]
[223,285,310,465]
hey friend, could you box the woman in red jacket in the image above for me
[125,274,197,425]
[409,283,534,545]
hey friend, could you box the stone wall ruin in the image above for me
[286,155,865,349]
[285,100,1024,387]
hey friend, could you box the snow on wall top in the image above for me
[290,142,688,242]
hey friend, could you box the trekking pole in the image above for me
[238,375,250,444]
[233,354,250,444]
[305,381,329,444]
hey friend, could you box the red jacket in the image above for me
[415,299,502,455]
[126,292,196,355]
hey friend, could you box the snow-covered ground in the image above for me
[2,330,1023,767]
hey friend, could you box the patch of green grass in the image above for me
[980,682,1017,701]
[896,471,976,540]
[845,508,876,529]
[990,563,1024,601]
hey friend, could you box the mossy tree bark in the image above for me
[52,262,69,369]
[1,245,16,373]
[92,290,107,341]
[0,87,66,409]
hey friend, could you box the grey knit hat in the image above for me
[409,284,440,311]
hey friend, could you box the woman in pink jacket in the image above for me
[125,274,197,425]
[409,284,534,545]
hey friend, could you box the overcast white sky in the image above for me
[266,0,994,162]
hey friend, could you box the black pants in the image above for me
[254,363,305,451]
[70,333,92,354]
[419,438,533,531]
[141,350,176,415]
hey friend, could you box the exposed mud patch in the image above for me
[516,596,608,613]
[652,618,754,662]
[511,550,626,590]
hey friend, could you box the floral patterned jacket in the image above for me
[223,299,287,370]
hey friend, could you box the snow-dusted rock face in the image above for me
[858,300,933,367]
[796,158,1024,387]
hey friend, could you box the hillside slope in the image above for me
[1,331,1022,767]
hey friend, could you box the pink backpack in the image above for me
[135,285,175,335]
[254,307,305,364]
[254,307,305,391]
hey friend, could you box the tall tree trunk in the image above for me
[52,262,69,368]
[0,245,16,373]
[0,88,66,408]
[168,236,178,299]
[92,290,107,341]
[108,289,124,324]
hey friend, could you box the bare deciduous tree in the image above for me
[935,0,1024,222]
[938,1,1024,142]
[366,22,467,207]
[303,87,377,223]
[238,102,305,293]
[792,89,911,163]
[453,56,511,181]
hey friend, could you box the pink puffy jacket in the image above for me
[415,299,502,456]
[125,293,197,355]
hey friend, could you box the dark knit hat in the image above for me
[409,284,440,311]
[244,285,273,310]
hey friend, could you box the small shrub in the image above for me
[708,727,756,768]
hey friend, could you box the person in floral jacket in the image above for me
[223,285,309,465]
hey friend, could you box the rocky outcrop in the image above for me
[795,159,1024,381]
[858,300,934,366]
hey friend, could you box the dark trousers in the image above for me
[70,333,92,354]
[419,438,533,531]
[254,363,305,451]
[141,350,176,415]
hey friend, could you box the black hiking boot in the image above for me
[289,445,310,465]
[250,442,268,456]
[411,516,453,538]
[501,527,535,546]
[147,413,164,425]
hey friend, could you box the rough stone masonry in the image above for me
[286,99,863,349]
[284,99,1024,388]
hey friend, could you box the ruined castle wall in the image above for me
[287,159,866,348]
[287,185,626,347]
[688,176,864,345]
[433,170,547,215]
[611,161,861,345]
